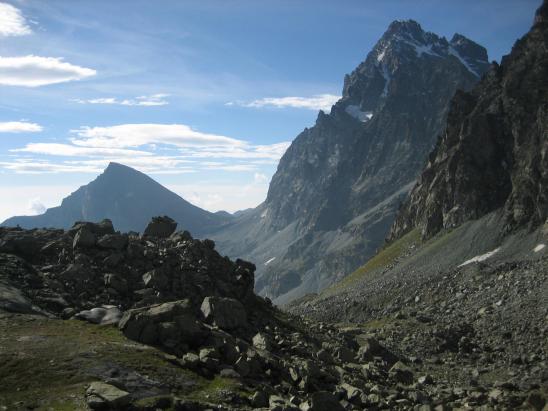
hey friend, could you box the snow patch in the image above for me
[377,48,387,62]
[534,244,546,252]
[264,257,276,266]
[459,248,500,267]
[448,47,480,77]
[402,39,442,58]
[379,64,391,97]
[260,209,268,219]
[345,105,373,122]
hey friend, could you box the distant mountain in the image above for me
[2,163,231,235]
[389,2,548,241]
[209,20,491,303]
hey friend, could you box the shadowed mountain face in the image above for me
[389,3,548,242]
[209,20,491,303]
[2,163,230,235]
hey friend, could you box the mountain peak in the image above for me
[386,19,424,37]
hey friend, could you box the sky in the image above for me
[0,0,541,221]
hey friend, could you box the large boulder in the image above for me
[69,219,115,237]
[200,296,247,331]
[97,233,128,251]
[143,216,177,238]
[75,305,123,325]
[119,299,209,351]
[86,381,130,410]
[73,227,96,249]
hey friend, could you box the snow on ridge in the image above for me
[265,257,276,266]
[380,64,391,97]
[345,105,373,122]
[458,247,500,267]
[448,46,480,77]
[534,244,546,252]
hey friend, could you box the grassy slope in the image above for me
[0,312,244,410]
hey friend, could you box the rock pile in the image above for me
[1,217,546,410]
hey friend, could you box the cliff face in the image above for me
[211,20,490,302]
[389,3,548,241]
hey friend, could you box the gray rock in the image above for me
[389,361,414,384]
[308,391,344,411]
[200,296,247,330]
[142,268,168,290]
[143,216,177,238]
[97,233,128,251]
[86,381,130,409]
[104,273,127,294]
[252,332,272,351]
[119,299,208,349]
[73,227,96,249]
[75,305,123,325]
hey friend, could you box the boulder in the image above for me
[97,233,128,251]
[143,216,177,238]
[75,305,123,325]
[86,381,130,410]
[142,268,169,290]
[104,273,128,294]
[308,391,345,411]
[73,228,96,249]
[200,296,247,330]
[389,361,414,384]
[119,299,209,349]
[70,220,115,237]
[252,332,272,351]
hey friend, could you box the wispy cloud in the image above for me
[0,121,42,133]
[72,94,169,107]
[0,3,31,37]
[0,55,96,87]
[228,94,340,112]
[12,143,152,157]
[70,123,245,149]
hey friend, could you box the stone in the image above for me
[309,391,344,411]
[252,332,272,351]
[97,233,128,251]
[119,299,208,349]
[251,390,269,408]
[73,228,96,249]
[142,268,169,290]
[200,296,247,330]
[389,361,414,385]
[70,220,115,237]
[86,381,129,409]
[143,216,177,238]
[75,305,123,325]
[104,273,127,294]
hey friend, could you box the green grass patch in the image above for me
[327,228,421,292]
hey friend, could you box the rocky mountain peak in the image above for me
[388,0,548,241]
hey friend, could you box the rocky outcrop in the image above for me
[389,1,548,241]
[1,162,231,236]
[211,19,490,302]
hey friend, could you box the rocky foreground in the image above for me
[0,217,546,410]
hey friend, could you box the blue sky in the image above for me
[0,0,541,220]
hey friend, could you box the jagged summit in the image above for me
[211,19,490,303]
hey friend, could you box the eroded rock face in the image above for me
[389,3,548,241]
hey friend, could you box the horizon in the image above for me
[0,0,542,221]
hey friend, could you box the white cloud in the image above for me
[169,181,268,213]
[230,94,340,112]
[12,143,152,157]
[71,123,245,149]
[254,172,268,183]
[0,121,42,133]
[27,197,46,215]
[73,94,169,107]
[0,55,96,87]
[0,3,31,37]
